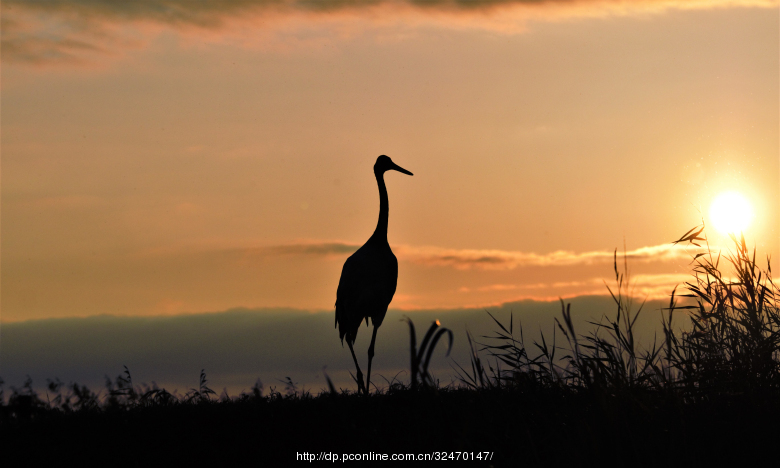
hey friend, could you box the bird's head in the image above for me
[374,155,413,176]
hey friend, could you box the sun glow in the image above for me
[709,191,754,235]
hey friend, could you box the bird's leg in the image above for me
[366,325,379,396]
[347,340,366,395]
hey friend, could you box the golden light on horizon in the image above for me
[709,191,754,235]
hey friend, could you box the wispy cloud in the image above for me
[159,239,704,269]
[234,241,699,300]
[132,240,361,263]
[459,279,604,293]
[395,243,703,270]
[456,273,690,300]
[627,273,694,300]
[3,0,775,65]
[246,242,360,257]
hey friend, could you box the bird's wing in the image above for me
[341,249,398,306]
[336,251,373,308]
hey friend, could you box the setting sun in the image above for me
[710,191,754,235]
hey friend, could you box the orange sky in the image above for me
[2,0,778,322]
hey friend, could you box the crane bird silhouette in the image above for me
[336,155,413,395]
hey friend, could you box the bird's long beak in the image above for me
[391,163,413,176]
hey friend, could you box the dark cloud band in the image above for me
[3,0,773,65]
[0,295,669,395]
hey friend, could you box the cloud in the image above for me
[459,279,603,293]
[627,273,694,299]
[0,295,669,394]
[456,273,691,301]
[142,239,703,270]
[128,239,360,260]
[1,4,148,66]
[191,239,709,271]
[3,0,776,65]
[257,242,360,256]
[150,241,362,262]
[395,243,704,270]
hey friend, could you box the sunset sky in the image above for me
[1,1,778,391]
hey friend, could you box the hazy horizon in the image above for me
[1,295,675,394]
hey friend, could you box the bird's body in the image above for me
[335,155,412,394]
[335,239,397,343]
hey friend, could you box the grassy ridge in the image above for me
[4,381,780,466]
[3,225,779,466]
[457,225,780,399]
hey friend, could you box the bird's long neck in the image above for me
[371,171,389,243]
